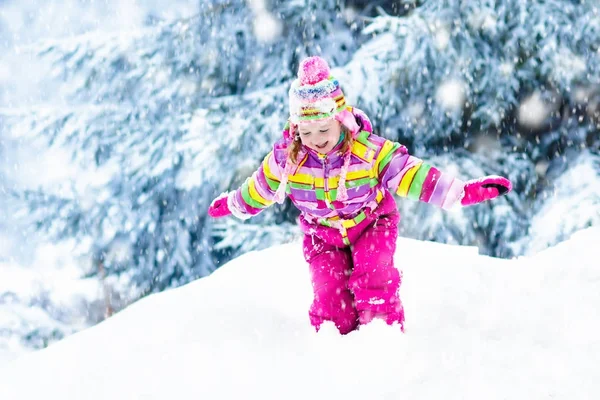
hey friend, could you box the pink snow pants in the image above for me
[300,193,404,335]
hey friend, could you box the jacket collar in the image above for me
[304,135,346,164]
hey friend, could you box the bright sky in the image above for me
[1,228,599,399]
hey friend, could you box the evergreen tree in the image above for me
[337,0,600,255]
[348,0,599,151]
[5,0,358,308]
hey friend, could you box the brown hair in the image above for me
[288,125,353,164]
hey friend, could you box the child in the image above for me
[208,56,511,335]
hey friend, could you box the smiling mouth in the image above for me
[316,142,329,149]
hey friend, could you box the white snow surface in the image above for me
[1,229,600,399]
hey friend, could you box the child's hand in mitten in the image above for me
[208,192,232,218]
[461,176,512,206]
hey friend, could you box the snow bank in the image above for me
[1,229,599,399]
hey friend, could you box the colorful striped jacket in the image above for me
[228,108,465,238]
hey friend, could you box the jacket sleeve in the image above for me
[376,140,465,210]
[227,149,284,220]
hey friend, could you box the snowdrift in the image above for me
[1,229,599,400]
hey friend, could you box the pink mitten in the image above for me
[208,193,232,218]
[461,175,512,206]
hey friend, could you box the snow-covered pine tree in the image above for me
[5,0,358,308]
[0,0,206,355]
[346,0,599,149]
[335,0,600,255]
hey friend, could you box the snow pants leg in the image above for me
[303,235,359,335]
[349,211,404,330]
[301,193,404,334]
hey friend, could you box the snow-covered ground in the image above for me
[1,228,599,400]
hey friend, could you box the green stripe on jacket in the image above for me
[407,163,431,201]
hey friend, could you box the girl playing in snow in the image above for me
[208,56,511,335]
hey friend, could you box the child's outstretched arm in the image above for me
[208,150,283,219]
[376,141,511,210]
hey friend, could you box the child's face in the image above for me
[297,119,342,154]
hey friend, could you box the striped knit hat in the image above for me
[288,56,347,124]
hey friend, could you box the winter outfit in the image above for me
[208,56,512,335]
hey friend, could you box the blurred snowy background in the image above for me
[0,0,599,360]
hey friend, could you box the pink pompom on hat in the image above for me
[288,56,348,124]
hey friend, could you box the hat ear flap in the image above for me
[283,120,296,142]
[352,108,373,133]
[335,109,360,138]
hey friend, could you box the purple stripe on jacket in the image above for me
[380,150,409,190]
[302,158,372,177]
[429,173,453,207]
[290,188,318,202]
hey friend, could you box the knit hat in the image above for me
[288,56,347,124]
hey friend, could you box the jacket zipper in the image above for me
[322,156,331,208]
